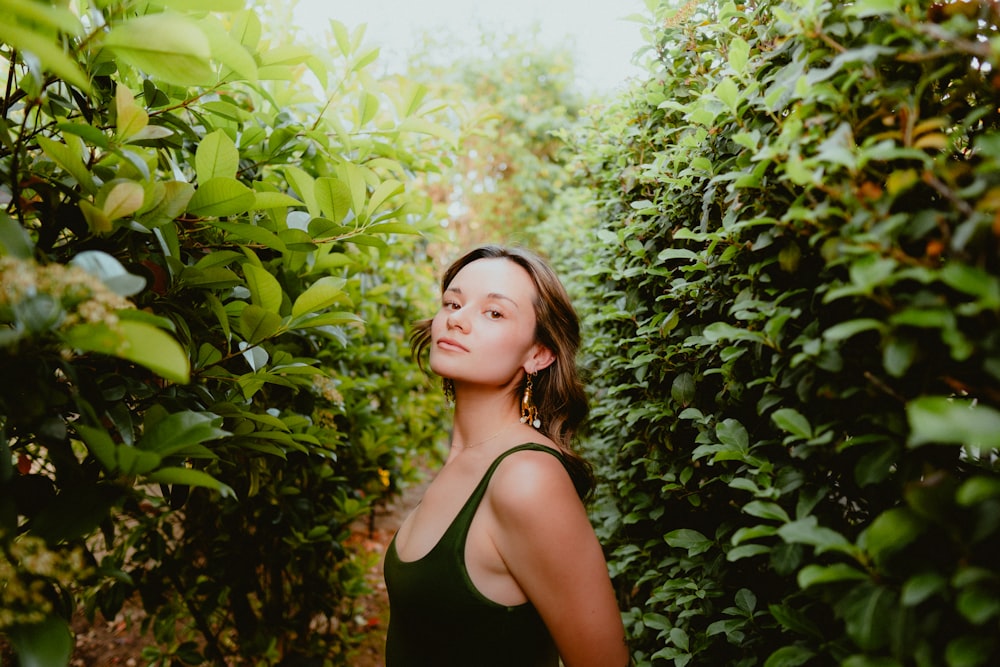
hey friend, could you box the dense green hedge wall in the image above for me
[559,0,1000,665]
[1,2,449,664]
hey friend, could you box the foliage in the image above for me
[405,27,585,251]
[1,0,450,664]
[560,0,1000,665]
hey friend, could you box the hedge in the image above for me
[555,0,1000,665]
[1,2,449,664]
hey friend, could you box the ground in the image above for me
[58,478,426,667]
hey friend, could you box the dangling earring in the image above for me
[520,372,541,429]
[443,378,455,405]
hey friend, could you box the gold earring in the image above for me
[520,372,541,429]
[443,378,455,404]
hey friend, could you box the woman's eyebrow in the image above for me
[443,286,519,308]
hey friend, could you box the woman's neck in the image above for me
[449,385,521,453]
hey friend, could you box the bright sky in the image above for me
[292,0,648,94]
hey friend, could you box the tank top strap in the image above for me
[448,443,564,541]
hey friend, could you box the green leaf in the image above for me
[62,320,190,384]
[0,22,90,91]
[822,318,885,342]
[797,563,868,588]
[103,14,214,87]
[956,587,1000,625]
[901,572,946,606]
[844,0,902,18]
[196,130,240,182]
[208,221,286,250]
[187,177,256,217]
[907,397,1000,448]
[664,529,713,555]
[743,501,790,522]
[840,585,896,651]
[117,445,162,475]
[778,517,854,554]
[115,85,149,141]
[945,636,995,667]
[772,408,812,439]
[768,603,824,639]
[862,507,925,567]
[243,263,284,313]
[101,180,145,221]
[289,311,364,329]
[253,191,303,209]
[956,476,1000,506]
[315,176,353,223]
[138,411,229,456]
[36,135,97,194]
[137,181,195,227]
[146,466,236,498]
[5,616,73,667]
[0,215,34,258]
[240,304,283,343]
[764,645,815,667]
[291,276,348,318]
[74,424,118,471]
[727,544,771,561]
[69,250,146,297]
[714,77,740,112]
[198,15,258,82]
[840,656,903,667]
[703,321,767,345]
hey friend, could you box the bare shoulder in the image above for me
[488,444,580,512]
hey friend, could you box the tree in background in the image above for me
[401,25,585,254]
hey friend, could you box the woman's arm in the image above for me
[489,452,630,667]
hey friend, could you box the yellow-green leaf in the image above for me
[243,263,283,313]
[0,22,90,91]
[253,191,303,209]
[291,276,348,318]
[187,177,256,217]
[115,85,148,141]
[79,200,112,234]
[196,130,239,182]
[102,181,145,221]
[103,14,213,87]
[37,135,96,194]
[199,16,258,82]
[240,304,283,343]
[315,177,352,223]
[63,320,190,384]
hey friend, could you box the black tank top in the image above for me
[383,443,562,666]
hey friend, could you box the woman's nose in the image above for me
[446,307,467,330]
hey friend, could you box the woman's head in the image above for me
[412,245,589,451]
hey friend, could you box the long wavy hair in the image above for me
[411,245,594,497]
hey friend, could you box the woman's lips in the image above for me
[436,337,468,352]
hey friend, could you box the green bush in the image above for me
[560,0,1000,665]
[1,2,449,664]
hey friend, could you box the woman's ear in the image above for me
[525,344,555,374]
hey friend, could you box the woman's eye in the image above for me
[486,310,503,320]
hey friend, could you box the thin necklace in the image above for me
[463,422,514,449]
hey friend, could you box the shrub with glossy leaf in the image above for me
[1,2,449,664]
[559,0,1000,665]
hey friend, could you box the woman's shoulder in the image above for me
[487,442,579,509]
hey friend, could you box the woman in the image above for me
[383,245,629,667]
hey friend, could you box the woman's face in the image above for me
[429,258,550,388]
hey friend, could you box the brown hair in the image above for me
[411,245,594,497]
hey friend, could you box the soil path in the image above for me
[63,476,429,666]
